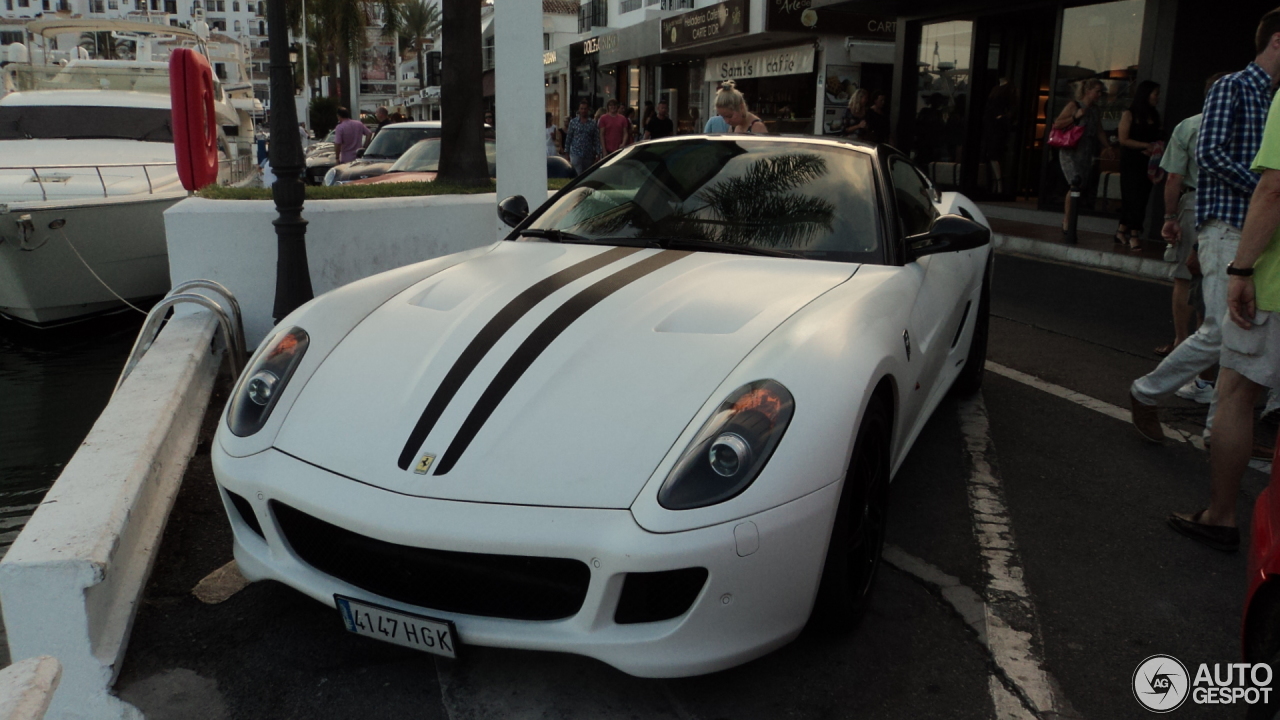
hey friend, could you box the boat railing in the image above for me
[221,154,256,186]
[0,161,180,201]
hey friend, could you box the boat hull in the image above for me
[0,195,183,326]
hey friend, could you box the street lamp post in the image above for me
[268,0,312,321]
[300,0,310,133]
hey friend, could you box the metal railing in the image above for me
[0,161,180,202]
[116,279,246,394]
[221,155,256,186]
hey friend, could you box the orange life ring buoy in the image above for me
[170,48,219,190]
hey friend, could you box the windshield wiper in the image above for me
[517,229,659,248]
[639,237,803,259]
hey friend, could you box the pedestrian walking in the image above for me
[598,99,629,155]
[1167,66,1280,552]
[545,111,562,157]
[564,99,602,176]
[1129,8,1280,454]
[713,81,766,135]
[1116,81,1163,251]
[841,88,871,140]
[868,91,892,144]
[643,101,675,140]
[1051,79,1110,234]
[332,106,372,164]
[1155,74,1227,360]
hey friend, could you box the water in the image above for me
[0,315,143,557]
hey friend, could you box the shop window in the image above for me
[1056,0,1145,135]
[916,19,972,176]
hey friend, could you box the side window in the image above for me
[889,158,938,237]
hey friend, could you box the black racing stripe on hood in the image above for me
[433,249,691,476]
[396,245,642,470]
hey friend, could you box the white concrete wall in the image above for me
[165,194,501,348]
[0,310,224,720]
[0,657,60,720]
[495,0,549,210]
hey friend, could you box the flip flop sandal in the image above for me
[1154,344,1175,357]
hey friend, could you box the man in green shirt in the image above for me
[1168,88,1280,551]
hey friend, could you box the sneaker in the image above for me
[1176,379,1214,404]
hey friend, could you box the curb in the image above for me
[993,233,1176,282]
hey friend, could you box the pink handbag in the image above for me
[1048,124,1085,149]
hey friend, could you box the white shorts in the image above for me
[1221,310,1280,389]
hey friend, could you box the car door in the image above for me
[887,157,971,414]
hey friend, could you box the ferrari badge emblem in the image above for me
[413,454,436,475]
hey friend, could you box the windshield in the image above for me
[363,126,441,158]
[527,139,882,263]
[0,105,172,142]
[390,138,497,175]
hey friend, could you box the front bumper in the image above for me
[212,446,840,677]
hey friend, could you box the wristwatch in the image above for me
[1226,262,1255,277]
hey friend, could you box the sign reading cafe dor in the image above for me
[705,45,816,83]
[662,0,748,51]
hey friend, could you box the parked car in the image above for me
[325,122,495,186]
[305,130,336,185]
[213,135,992,678]
[1242,429,1280,719]
[347,138,577,185]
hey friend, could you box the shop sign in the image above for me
[661,0,748,51]
[543,50,557,65]
[582,33,618,55]
[705,44,814,83]
[764,0,894,40]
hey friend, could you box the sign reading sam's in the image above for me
[705,45,815,83]
[662,0,748,51]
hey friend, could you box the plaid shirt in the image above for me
[1195,62,1273,229]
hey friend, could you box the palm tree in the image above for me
[435,0,488,186]
[394,0,439,90]
[303,0,398,106]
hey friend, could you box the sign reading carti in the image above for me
[705,45,815,83]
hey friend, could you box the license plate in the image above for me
[334,595,458,659]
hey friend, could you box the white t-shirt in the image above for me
[546,125,558,156]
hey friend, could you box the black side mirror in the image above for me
[497,195,529,228]
[907,214,990,260]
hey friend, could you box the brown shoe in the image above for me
[1130,392,1163,443]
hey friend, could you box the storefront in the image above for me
[704,44,818,134]
[811,0,1277,215]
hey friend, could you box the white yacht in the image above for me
[0,18,259,327]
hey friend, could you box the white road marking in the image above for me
[985,361,1271,474]
[957,394,1073,719]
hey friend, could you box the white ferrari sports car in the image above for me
[213,135,992,677]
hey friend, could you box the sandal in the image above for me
[1167,510,1239,552]
[1129,239,1144,252]
[1114,231,1127,245]
[1153,343,1175,357]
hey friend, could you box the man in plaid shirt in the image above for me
[1130,7,1280,453]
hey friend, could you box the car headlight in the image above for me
[658,380,794,510]
[323,167,337,186]
[226,327,309,437]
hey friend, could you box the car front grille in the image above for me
[271,501,592,621]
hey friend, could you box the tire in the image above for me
[811,392,891,631]
[952,265,991,396]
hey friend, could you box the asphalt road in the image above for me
[115,253,1275,719]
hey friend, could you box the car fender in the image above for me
[630,264,917,534]
[216,243,499,458]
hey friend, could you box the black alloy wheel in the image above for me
[811,392,891,631]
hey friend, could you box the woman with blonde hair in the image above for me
[842,88,871,140]
[714,81,767,135]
